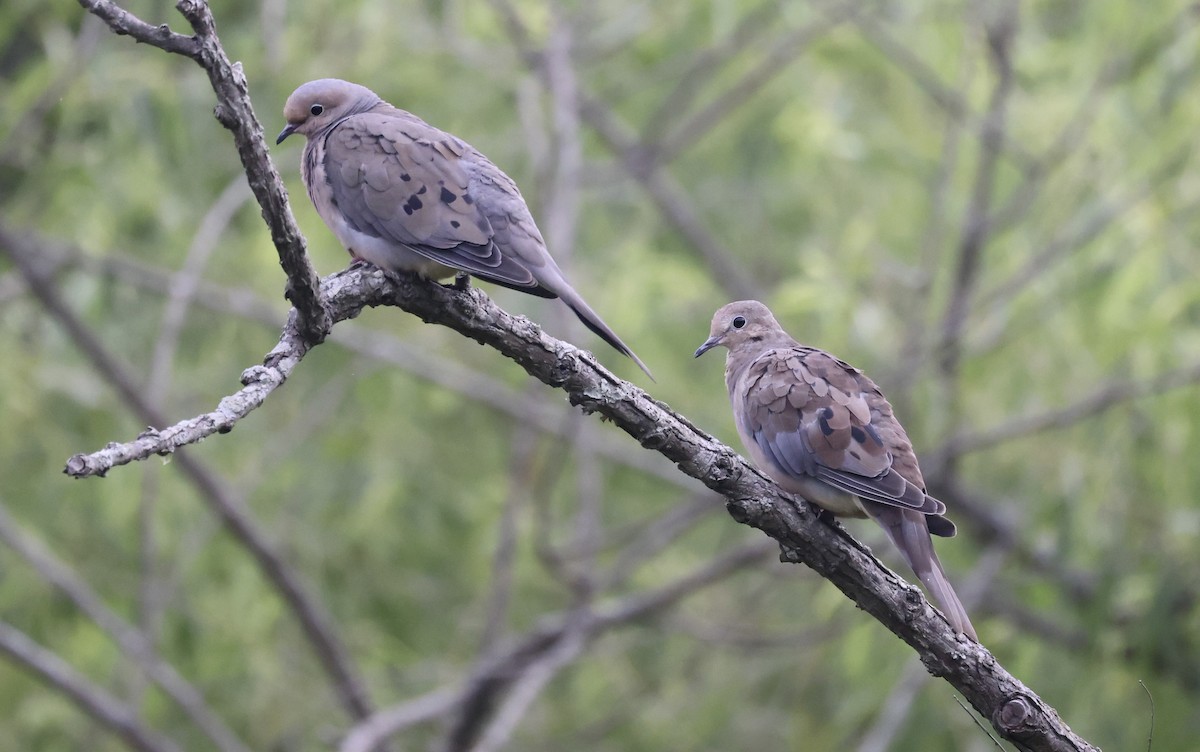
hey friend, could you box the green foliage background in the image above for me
[3,0,1200,749]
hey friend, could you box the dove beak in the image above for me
[276,124,298,145]
[694,336,721,358]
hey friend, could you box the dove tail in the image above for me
[868,504,978,640]
[555,286,654,381]
[920,550,978,641]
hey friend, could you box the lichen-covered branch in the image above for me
[76,0,329,343]
[63,1,1099,749]
[74,261,1091,750]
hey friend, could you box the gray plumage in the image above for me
[277,78,651,379]
[696,300,977,640]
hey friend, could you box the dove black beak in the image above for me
[694,336,721,358]
[276,124,298,145]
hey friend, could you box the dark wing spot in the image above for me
[417,185,427,195]
[462,193,475,205]
[440,187,457,204]
[850,426,866,444]
[403,195,424,215]
[450,220,461,228]
[400,173,412,182]
[818,407,835,436]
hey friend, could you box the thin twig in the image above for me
[975,145,1192,314]
[486,0,761,301]
[477,421,539,656]
[640,3,784,139]
[466,613,588,752]
[0,227,376,723]
[339,688,463,752]
[76,0,329,342]
[439,537,775,752]
[930,359,1200,461]
[8,229,679,486]
[953,695,1006,749]
[935,2,1018,387]
[651,12,851,166]
[824,0,1037,171]
[0,505,252,752]
[0,620,186,752]
[146,176,252,403]
[1139,680,1154,752]
[598,492,720,591]
[39,240,1091,747]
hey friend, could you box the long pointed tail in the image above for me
[919,549,977,641]
[866,504,978,640]
[555,285,654,381]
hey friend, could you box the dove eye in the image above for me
[309,104,324,116]
[732,316,746,329]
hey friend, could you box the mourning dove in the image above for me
[276,78,651,378]
[695,301,977,640]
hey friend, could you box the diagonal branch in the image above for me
[0,620,185,752]
[63,259,1095,751]
[929,359,1200,461]
[935,2,1018,383]
[76,0,329,342]
[486,0,761,301]
[648,11,851,167]
[5,227,682,486]
[0,505,252,752]
[67,2,1100,749]
[0,227,375,724]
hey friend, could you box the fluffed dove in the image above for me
[276,78,651,378]
[695,300,977,640]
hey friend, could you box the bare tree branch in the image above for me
[0,620,186,752]
[974,146,1192,314]
[854,547,1007,752]
[0,227,376,723]
[0,505,252,752]
[476,422,538,657]
[465,614,588,752]
[935,2,1018,389]
[930,359,1200,461]
[339,688,463,752]
[44,238,1096,749]
[984,1,1200,241]
[59,2,1106,749]
[648,12,851,167]
[486,0,761,301]
[640,3,784,139]
[76,0,329,342]
[438,538,776,752]
[146,176,252,404]
[4,228,683,486]
[826,0,1037,170]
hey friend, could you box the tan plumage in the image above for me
[276,78,651,379]
[696,300,976,640]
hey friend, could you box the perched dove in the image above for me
[695,300,977,640]
[277,78,651,378]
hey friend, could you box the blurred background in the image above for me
[3,0,1199,749]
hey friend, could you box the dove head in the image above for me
[277,79,383,144]
[694,300,791,358]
